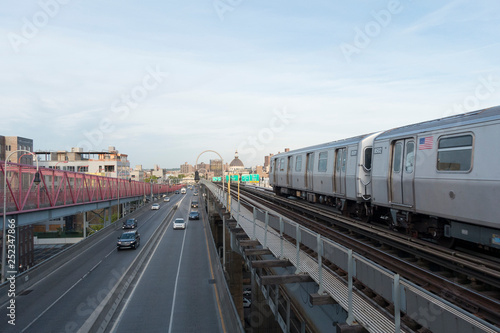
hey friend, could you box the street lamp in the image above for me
[2,150,41,283]
[77,165,88,173]
[54,160,68,170]
[195,150,224,205]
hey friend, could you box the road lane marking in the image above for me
[168,220,189,333]
[21,277,83,332]
[109,218,173,333]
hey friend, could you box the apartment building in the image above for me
[36,146,131,178]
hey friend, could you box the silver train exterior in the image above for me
[270,107,500,249]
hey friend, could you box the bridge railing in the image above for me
[0,162,181,216]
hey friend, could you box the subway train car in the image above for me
[270,107,500,249]
[271,132,380,219]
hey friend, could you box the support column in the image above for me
[225,224,243,323]
[249,267,280,332]
[83,211,87,238]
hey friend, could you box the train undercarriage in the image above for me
[273,186,499,252]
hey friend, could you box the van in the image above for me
[180,188,186,194]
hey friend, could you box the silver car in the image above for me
[173,218,186,230]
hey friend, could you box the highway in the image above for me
[0,189,225,333]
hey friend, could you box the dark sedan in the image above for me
[189,211,199,220]
[117,230,140,250]
[122,218,138,229]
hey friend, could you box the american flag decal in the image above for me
[419,136,433,150]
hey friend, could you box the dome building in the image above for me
[229,150,245,172]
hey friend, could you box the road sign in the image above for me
[212,177,222,182]
[239,174,260,182]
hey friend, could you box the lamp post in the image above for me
[17,153,33,164]
[77,165,88,173]
[54,160,68,170]
[194,149,224,204]
[2,150,41,283]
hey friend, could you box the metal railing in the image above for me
[0,162,181,216]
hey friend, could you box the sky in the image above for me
[1,0,500,169]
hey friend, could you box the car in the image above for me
[243,288,251,297]
[243,297,251,308]
[122,218,137,229]
[189,211,199,220]
[191,200,198,208]
[175,190,180,194]
[117,230,140,250]
[164,197,170,202]
[151,203,160,210]
[173,218,186,229]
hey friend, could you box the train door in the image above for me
[287,156,293,187]
[305,152,314,190]
[334,148,347,195]
[271,159,277,184]
[390,139,415,206]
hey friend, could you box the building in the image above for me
[264,153,273,173]
[130,165,145,182]
[210,159,223,177]
[196,162,210,172]
[229,150,245,173]
[152,164,166,182]
[36,146,131,178]
[1,135,34,165]
[180,162,194,174]
[0,136,5,161]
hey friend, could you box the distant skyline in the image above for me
[2,1,499,168]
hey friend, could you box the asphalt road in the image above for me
[0,191,224,333]
[109,191,223,333]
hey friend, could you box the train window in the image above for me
[437,134,473,171]
[295,155,302,172]
[279,158,285,171]
[336,151,342,172]
[307,153,314,172]
[405,142,415,173]
[318,152,328,172]
[363,148,372,171]
[342,149,347,172]
[393,143,402,172]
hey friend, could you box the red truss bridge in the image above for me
[1,162,182,224]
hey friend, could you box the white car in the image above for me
[173,218,186,230]
[151,203,160,210]
[164,197,170,202]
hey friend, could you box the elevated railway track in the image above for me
[223,183,500,331]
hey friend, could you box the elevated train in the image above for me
[270,107,500,249]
